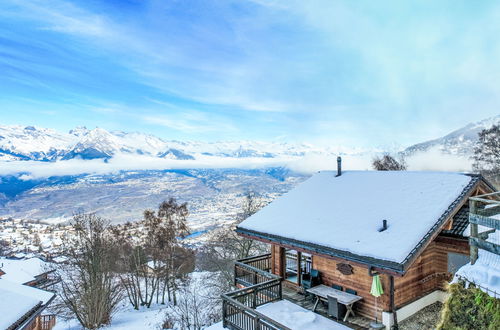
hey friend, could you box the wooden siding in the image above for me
[270,235,470,319]
[394,235,469,308]
[312,254,391,320]
[271,246,391,320]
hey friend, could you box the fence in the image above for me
[469,192,500,264]
[223,256,289,330]
[40,314,56,330]
[235,254,273,287]
[455,274,499,299]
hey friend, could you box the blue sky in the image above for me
[0,0,499,148]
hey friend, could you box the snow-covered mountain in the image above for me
[0,125,356,162]
[404,115,500,156]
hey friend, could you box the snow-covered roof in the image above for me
[0,279,54,329]
[0,257,50,284]
[238,171,477,270]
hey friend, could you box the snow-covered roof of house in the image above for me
[237,171,481,273]
[0,279,54,329]
[0,257,50,284]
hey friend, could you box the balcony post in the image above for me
[470,199,478,265]
[222,298,227,328]
[234,263,238,286]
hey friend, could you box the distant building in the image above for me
[0,279,56,330]
[0,257,59,329]
[0,257,60,290]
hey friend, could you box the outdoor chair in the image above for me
[301,269,320,299]
[327,295,346,320]
[345,288,357,295]
[302,269,320,288]
[332,284,343,291]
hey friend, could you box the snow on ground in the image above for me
[54,304,166,330]
[207,299,351,330]
[239,171,472,263]
[454,213,500,297]
[53,271,218,330]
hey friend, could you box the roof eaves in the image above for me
[400,174,481,271]
[236,227,405,274]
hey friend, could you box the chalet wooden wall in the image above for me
[270,244,390,320]
[270,235,469,319]
[394,235,469,308]
[312,254,391,320]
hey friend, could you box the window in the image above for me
[284,249,298,283]
[447,252,470,274]
[283,249,312,285]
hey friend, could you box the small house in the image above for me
[233,166,495,328]
[0,257,60,290]
[0,258,58,329]
[0,279,56,330]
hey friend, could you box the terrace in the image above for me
[221,254,371,330]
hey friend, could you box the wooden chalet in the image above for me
[0,258,58,330]
[230,165,496,329]
[0,279,56,330]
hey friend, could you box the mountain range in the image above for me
[0,126,327,162]
[1,115,498,163]
[0,115,497,224]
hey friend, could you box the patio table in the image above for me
[306,284,363,322]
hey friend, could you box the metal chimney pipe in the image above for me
[336,156,342,176]
[379,219,388,232]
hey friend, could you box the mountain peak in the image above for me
[404,115,500,156]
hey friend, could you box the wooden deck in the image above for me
[282,285,372,330]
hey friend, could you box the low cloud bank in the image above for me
[406,148,473,172]
[0,149,474,180]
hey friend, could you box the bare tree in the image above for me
[198,192,269,290]
[372,153,407,171]
[163,274,220,330]
[110,224,148,310]
[145,198,192,306]
[112,198,194,309]
[473,124,500,187]
[0,238,10,256]
[55,213,122,329]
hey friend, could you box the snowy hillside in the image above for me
[0,169,307,225]
[404,115,500,156]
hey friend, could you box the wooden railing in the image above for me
[238,254,272,272]
[40,314,56,330]
[235,254,273,287]
[469,192,500,264]
[222,255,289,330]
[222,276,287,329]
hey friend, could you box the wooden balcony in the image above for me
[225,253,372,330]
[234,253,273,287]
[223,256,287,330]
[469,191,500,264]
[40,314,56,330]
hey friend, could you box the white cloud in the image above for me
[0,154,292,179]
[406,149,473,172]
[0,147,473,180]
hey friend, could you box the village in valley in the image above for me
[1,1,500,330]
